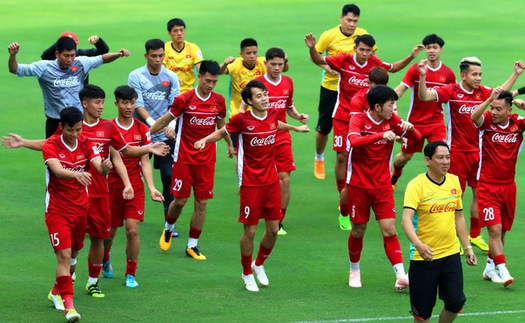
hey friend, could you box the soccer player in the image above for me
[7,37,130,138]
[305,32,423,230]
[104,85,165,288]
[194,80,309,292]
[310,4,374,180]
[402,141,477,323]
[151,60,234,260]
[41,32,110,60]
[128,38,180,233]
[471,88,525,287]
[346,85,421,289]
[163,18,203,94]
[416,58,525,253]
[391,34,456,188]
[254,47,308,235]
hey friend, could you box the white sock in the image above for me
[350,261,360,272]
[315,153,324,161]
[165,222,175,232]
[486,257,495,270]
[87,277,98,285]
[393,263,405,276]
[187,238,198,248]
[496,263,508,275]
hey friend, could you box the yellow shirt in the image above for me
[404,173,463,261]
[315,26,373,91]
[226,56,266,118]
[163,41,204,94]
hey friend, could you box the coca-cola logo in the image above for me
[250,134,276,146]
[429,202,456,213]
[53,76,80,87]
[268,99,287,109]
[491,132,518,143]
[142,90,166,100]
[458,104,475,114]
[92,142,105,154]
[348,76,369,87]
[63,165,86,172]
[374,139,388,145]
[190,116,216,126]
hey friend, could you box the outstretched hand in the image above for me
[1,133,23,148]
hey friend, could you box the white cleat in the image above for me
[242,274,259,292]
[251,261,269,286]
[348,270,362,288]
[498,269,515,288]
[48,291,65,311]
[482,267,503,283]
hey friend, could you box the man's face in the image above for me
[461,65,482,90]
[354,42,374,64]
[145,48,165,70]
[265,57,285,79]
[248,87,269,112]
[425,145,450,176]
[376,100,396,120]
[82,98,105,119]
[490,98,511,125]
[168,25,186,44]
[340,12,359,35]
[425,44,442,62]
[115,98,136,119]
[61,120,83,146]
[197,72,218,96]
[240,46,258,68]
[56,49,76,69]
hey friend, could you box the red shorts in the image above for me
[401,122,446,154]
[45,211,87,252]
[449,151,478,191]
[332,118,348,152]
[477,182,516,231]
[275,141,296,173]
[171,163,215,199]
[109,187,145,228]
[86,196,112,239]
[239,182,281,225]
[346,185,396,224]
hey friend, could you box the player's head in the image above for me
[340,4,360,35]
[422,34,444,62]
[241,80,268,112]
[197,60,220,96]
[490,90,513,125]
[424,141,450,176]
[144,38,165,70]
[114,85,138,118]
[265,47,286,79]
[459,57,482,91]
[354,35,375,64]
[167,18,186,43]
[367,85,398,120]
[368,67,389,87]
[79,84,106,119]
[55,36,77,69]
[240,38,258,68]
[59,107,83,143]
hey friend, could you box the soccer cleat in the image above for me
[71,272,76,284]
[159,229,173,251]
[469,235,489,252]
[277,224,287,236]
[314,159,325,180]
[348,270,362,288]
[85,281,105,298]
[125,274,139,288]
[48,291,65,311]
[102,260,113,278]
[65,309,81,322]
[395,274,410,290]
[171,229,179,238]
[482,267,503,283]
[185,246,206,260]
[339,215,351,231]
[251,261,269,286]
[242,274,259,292]
[498,269,514,288]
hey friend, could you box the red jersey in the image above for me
[107,118,152,189]
[349,88,369,115]
[434,83,492,152]
[325,53,393,122]
[256,74,294,145]
[347,112,421,188]
[43,134,100,215]
[169,89,226,164]
[476,112,525,184]
[225,109,279,187]
[82,119,128,197]
[402,62,456,125]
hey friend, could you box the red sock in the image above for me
[280,208,287,223]
[493,254,506,266]
[348,234,363,263]
[165,213,177,225]
[51,281,60,295]
[241,254,253,275]
[126,259,138,277]
[469,217,481,238]
[189,226,202,239]
[487,251,492,260]
[393,164,403,178]
[88,263,102,279]
[255,244,273,266]
[339,200,348,217]
[336,179,345,193]
[383,235,403,266]
[56,275,74,309]
[103,248,111,263]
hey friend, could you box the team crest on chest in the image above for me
[96,131,104,137]
[270,123,276,130]
[134,135,141,140]
[210,105,218,112]
[185,54,192,58]
[161,81,170,87]
[71,66,78,73]
[283,89,289,96]
[510,125,518,132]
[382,124,390,131]
[451,189,457,195]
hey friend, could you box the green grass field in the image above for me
[1,0,525,322]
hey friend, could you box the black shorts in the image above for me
[315,86,337,135]
[408,253,466,320]
[153,138,175,169]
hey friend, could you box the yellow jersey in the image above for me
[226,56,266,118]
[163,41,203,94]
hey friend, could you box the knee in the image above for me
[351,224,366,238]
[444,295,466,314]
[336,152,347,164]
[174,198,188,208]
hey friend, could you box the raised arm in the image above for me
[471,87,501,126]
[276,121,309,132]
[2,133,45,150]
[121,141,169,158]
[7,42,20,74]
[417,60,438,101]
[150,112,175,134]
[219,56,235,75]
[394,83,409,99]
[286,106,309,124]
[304,34,326,66]
[102,48,130,63]
[390,44,424,73]
[500,60,525,91]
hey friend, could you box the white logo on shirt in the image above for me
[492,133,518,143]
[250,134,276,146]
[53,76,80,87]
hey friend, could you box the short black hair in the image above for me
[114,85,138,101]
[369,67,389,86]
[240,38,258,51]
[60,107,83,127]
[422,34,445,47]
[265,47,285,61]
[199,60,220,76]
[79,84,105,101]
[145,38,165,53]
[241,80,266,104]
[167,18,185,31]
[56,37,77,53]
[424,141,449,159]
[342,4,360,16]
[355,34,375,48]
[497,90,513,107]
[367,85,398,109]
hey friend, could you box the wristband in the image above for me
[517,86,525,95]
[146,117,155,127]
[465,245,473,250]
